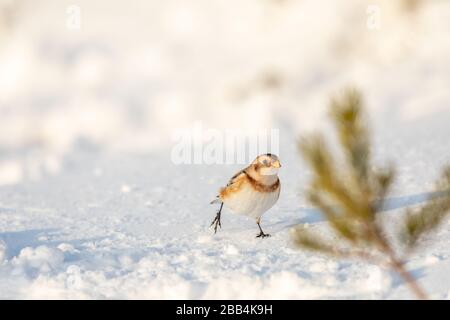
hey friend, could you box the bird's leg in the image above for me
[210,202,224,234]
[256,218,271,238]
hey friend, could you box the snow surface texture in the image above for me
[0,0,450,299]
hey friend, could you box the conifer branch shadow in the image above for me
[269,190,447,232]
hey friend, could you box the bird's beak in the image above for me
[272,160,281,168]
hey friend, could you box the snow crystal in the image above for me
[121,184,131,193]
[57,243,77,253]
[424,254,441,266]
[224,244,239,256]
[363,266,391,295]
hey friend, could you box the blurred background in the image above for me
[0,0,449,186]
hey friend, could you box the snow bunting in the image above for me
[210,153,281,238]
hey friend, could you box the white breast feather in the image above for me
[223,183,279,219]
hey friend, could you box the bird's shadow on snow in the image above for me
[268,191,445,233]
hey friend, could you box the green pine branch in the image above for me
[294,88,450,300]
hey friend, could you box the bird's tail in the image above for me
[210,196,222,205]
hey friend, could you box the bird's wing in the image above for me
[226,169,248,187]
[210,168,249,204]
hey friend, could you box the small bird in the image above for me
[210,153,281,238]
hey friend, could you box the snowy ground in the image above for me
[0,0,450,299]
[1,115,449,299]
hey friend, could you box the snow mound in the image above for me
[12,246,64,276]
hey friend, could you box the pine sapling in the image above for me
[292,88,450,300]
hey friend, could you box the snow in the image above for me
[0,240,6,265]
[0,0,449,299]
[12,246,64,276]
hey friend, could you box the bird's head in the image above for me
[252,153,281,176]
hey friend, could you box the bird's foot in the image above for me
[256,232,271,239]
[210,215,221,234]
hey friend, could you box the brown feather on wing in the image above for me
[212,165,281,203]
[210,169,248,204]
[219,170,248,199]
